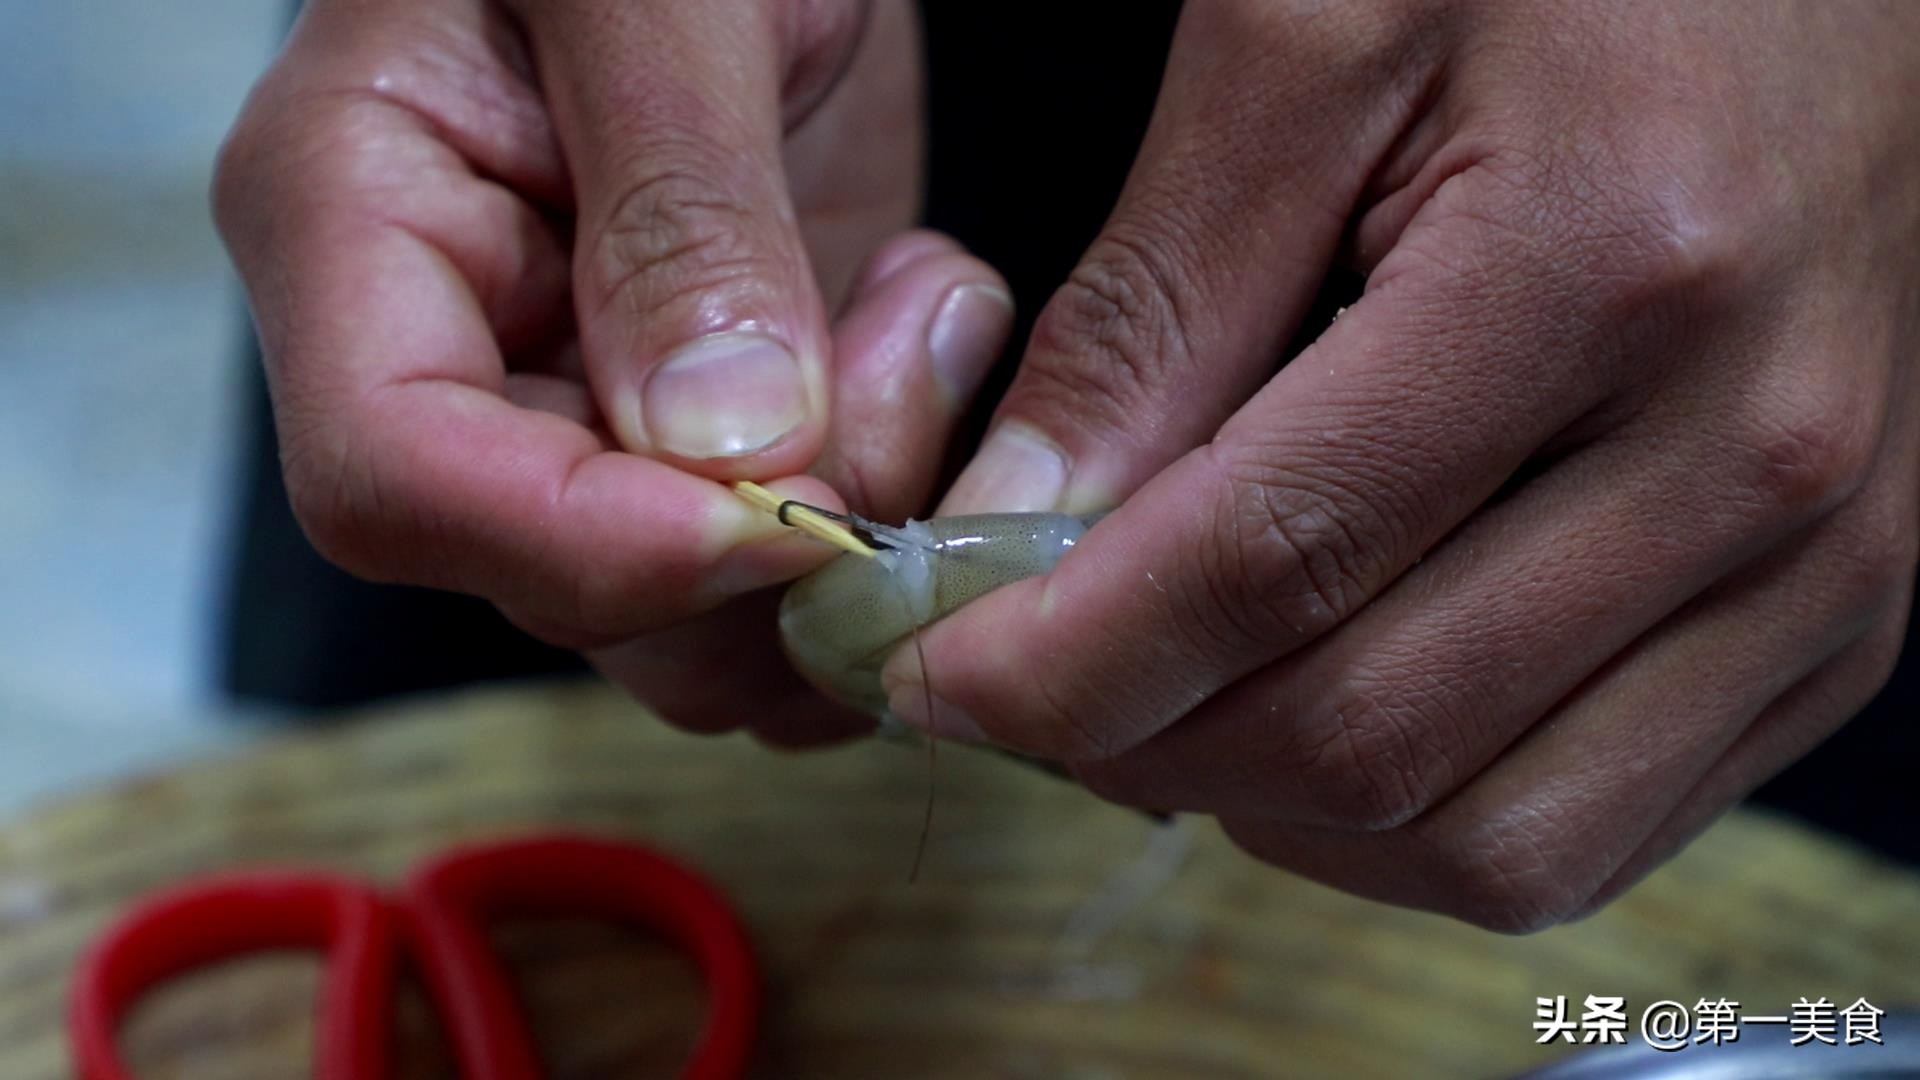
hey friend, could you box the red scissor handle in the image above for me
[402,835,760,1080]
[68,835,759,1080]
[69,873,399,1080]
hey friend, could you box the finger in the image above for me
[783,0,927,313]
[504,372,597,427]
[585,590,876,747]
[845,230,964,312]
[1216,498,1901,932]
[257,0,573,205]
[939,2,1445,515]
[1572,610,1911,919]
[218,0,574,354]
[282,230,845,637]
[1556,418,1919,917]
[1071,362,1873,826]
[1575,459,1918,915]
[888,147,1674,758]
[217,81,840,640]
[510,0,860,474]
[573,231,1011,747]
[813,230,1013,521]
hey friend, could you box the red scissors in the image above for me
[68,834,760,1079]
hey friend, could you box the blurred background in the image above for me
[0,1,287,811]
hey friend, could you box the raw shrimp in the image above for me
[778,512,1097,718]
[774,507,1146,881]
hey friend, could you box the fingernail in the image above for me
[941,420,1068,513]
[926,283,1011,406]
[888,678,988,742]
[641,332,808,459]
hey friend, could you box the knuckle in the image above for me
[1198,463,1383,651]
[1626,185,1754,306]
[1448,136,1760,328]
[209,120,261,240]
[277,399,468,595]
[1296,672,1467,830]
[211,88,307,248]
[1591,96,1799,310]
[1286,706,1425,831]
[278,418,388,582]
[1568,148,1759,312]
[1434,814,1588,934]
[1856,607,1912,693]
[1022,226,1201,440]
[1791,606,1911,728]
[1826,490,1918,610]
[1740,385,1877,520]
[1546,186,1717,318]
[586,160,779,322]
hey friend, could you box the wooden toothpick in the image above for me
[731,481,877,559]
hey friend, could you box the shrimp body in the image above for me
[778,513,1092,715]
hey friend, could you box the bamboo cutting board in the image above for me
[1,679,1916,1077]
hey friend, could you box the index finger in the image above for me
[217,57,834,639]
[278,217,839,638]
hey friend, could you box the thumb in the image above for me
[518,1,855,476]
[939,1,1429,514]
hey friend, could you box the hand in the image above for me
[888,0,1920,929]
[214,1,1011,739]
[590,229,1014,745]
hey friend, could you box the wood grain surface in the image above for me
[1,679,1915,1078]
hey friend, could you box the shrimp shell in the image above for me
[777,512,1094,715]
